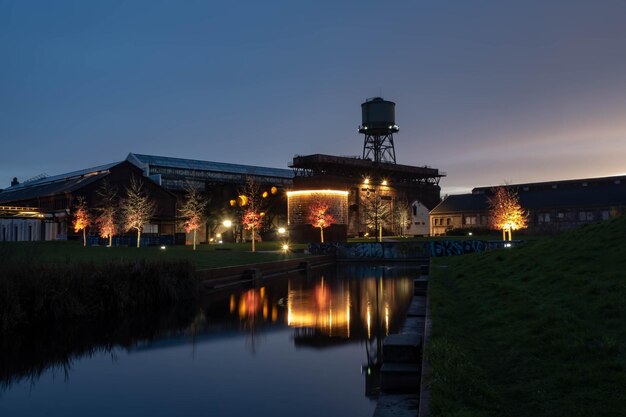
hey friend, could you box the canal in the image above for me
[0,264,419,417]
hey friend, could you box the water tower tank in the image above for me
[360,97,399,134]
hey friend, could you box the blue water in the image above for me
[0,264,416,417]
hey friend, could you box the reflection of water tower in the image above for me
[359,97,399,164]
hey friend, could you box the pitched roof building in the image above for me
[430,175,626,236]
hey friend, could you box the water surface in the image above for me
[0,264,417,417]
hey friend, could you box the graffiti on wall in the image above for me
[429,240,485,257]
[308,240,518,258]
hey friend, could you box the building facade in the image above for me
[430,175,626,236]
[126,153,294,242]
[288,154,444,242]
[0,161,176,242]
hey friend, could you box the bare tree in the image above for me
[238,177,264,252]
[179,182,208,250]
[122,176,155,248]
[487,186,528,241]
[95,179,119,247]
[72,196,91,247]
[308,199,335,243]
[363,192,392,242]
[394,199,411,237]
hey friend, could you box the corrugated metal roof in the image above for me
[0,172,108,204]
[128,153,294,179]
[4,161,121,191]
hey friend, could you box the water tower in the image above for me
[359,97,399,164]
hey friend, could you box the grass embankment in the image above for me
[428,216,626,417]
[1,240,309,269]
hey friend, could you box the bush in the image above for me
[0,259,199,333]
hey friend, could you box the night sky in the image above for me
[2,0,625,195]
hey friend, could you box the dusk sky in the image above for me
[2,0,625,195]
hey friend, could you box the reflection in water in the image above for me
[225,265,414,396]
[1,264,417,415]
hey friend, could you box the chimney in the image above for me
[11,177,19,187]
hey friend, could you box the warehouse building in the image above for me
[430,175,626,236]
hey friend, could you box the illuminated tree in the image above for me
[241,209,262,253]
[363,192,392,242]
[487,186,528,241]
[72,196,91,247]
[122,177,155,248]
[308,199,335,243]
[394,199,412,237]
[179,183,208,250]
[95,179,119,247]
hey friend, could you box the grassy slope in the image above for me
[428,216,626,417]
[0,241,309,269]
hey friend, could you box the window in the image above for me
[433,218,439,226]
[144,224,159,234]
[464,216,477,225]
[412,205,417,216]
[578,211,594,221]
[538,213,551,223]
[446,218,452,225]
[600,210,610,220]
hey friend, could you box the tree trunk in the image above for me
[83,228,86,247]
[320,227,324,243]
[193,229,197,250]
[109,234,113,247]
[137,229,141,248]
[251,227,255,253]
[508,229,512,241]
[379,224,383,242]
[502,228,506,241]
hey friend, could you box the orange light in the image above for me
[286,189,349,197]
[229,199,236,207]
[262,191,268,198]
[270,186,278,194]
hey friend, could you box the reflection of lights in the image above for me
[160,245,166,250]
[282,244,290,252]
[468,232,473,236]
[366,302,371,339]
[286,189,349,197]
[504,243,512,248]
[385,303,389,336]
[278,227,286,234]
[223,220,232,228]
[230,294,236,313]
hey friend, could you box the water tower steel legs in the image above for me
[362,133,397,164]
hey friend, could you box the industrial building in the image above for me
[288,98,444,242]
[126,153,294,242]
[0,154,294,243]
[0,161,176,242]
[430,175,626,235]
